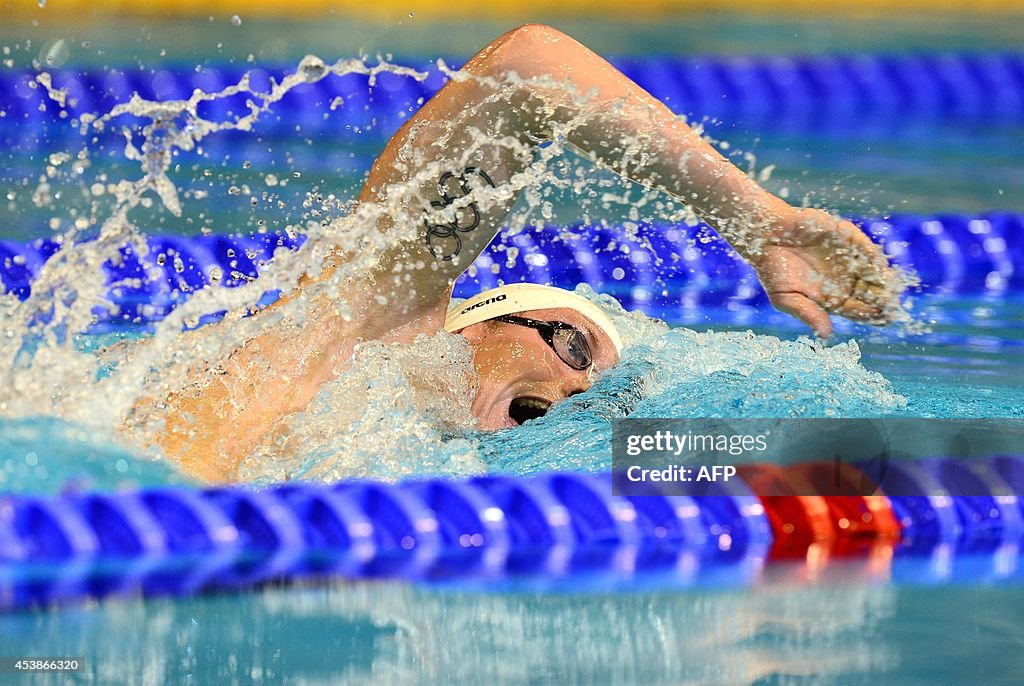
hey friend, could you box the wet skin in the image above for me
[456,306,621,430]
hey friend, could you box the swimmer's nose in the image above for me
[562,379,590,399]
[544,359,592,399]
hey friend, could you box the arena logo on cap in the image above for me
[459,293,507,315]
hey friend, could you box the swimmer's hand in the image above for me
[752,208,904,338]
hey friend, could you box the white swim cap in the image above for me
[445,283,623,353]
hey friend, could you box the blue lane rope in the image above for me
[2,53,1023,143]
[1,213,1022,330]
[1,455,1022,609]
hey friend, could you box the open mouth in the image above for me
[508,396,553,426]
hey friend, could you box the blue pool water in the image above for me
[1,559,1023,684]
[2,13,1024,686]
[1,292,1021,491]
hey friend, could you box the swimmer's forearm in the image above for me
[354,23,792,316]
[479,24,791,258]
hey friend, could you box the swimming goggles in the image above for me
[492,315,593,370]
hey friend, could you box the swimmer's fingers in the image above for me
[769,290,834,338]
[832,296,887,325]
[823,272,905,329]
[772,288,891,338]
[833,270,903,324]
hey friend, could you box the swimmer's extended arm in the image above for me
[360,23,902,336]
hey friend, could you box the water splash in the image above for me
[0,49,917,484]
[479,294,907,475]
[236,331,484,484]
[1,52,638,481]
[1,55,430,419]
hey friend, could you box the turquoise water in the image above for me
[2,13,1024,686]
[1,568,1023,684]
[0,581,1020,684]
[2,294,1021,490]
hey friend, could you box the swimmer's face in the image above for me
[456,307,620,430]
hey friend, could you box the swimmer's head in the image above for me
[445,284,622,430]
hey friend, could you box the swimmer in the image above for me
[150,24,903,481]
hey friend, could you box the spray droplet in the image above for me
[297,54,327,83]
[230,15,242,27]
[40,38,69,68]
[37,0,45,8]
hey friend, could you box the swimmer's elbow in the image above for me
[507,24,570,46]
[475,24,576,75]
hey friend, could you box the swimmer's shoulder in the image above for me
[373,291,452,344]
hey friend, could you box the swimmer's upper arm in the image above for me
[352,25,570,322]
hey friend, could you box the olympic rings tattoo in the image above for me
[423,166,496,261]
